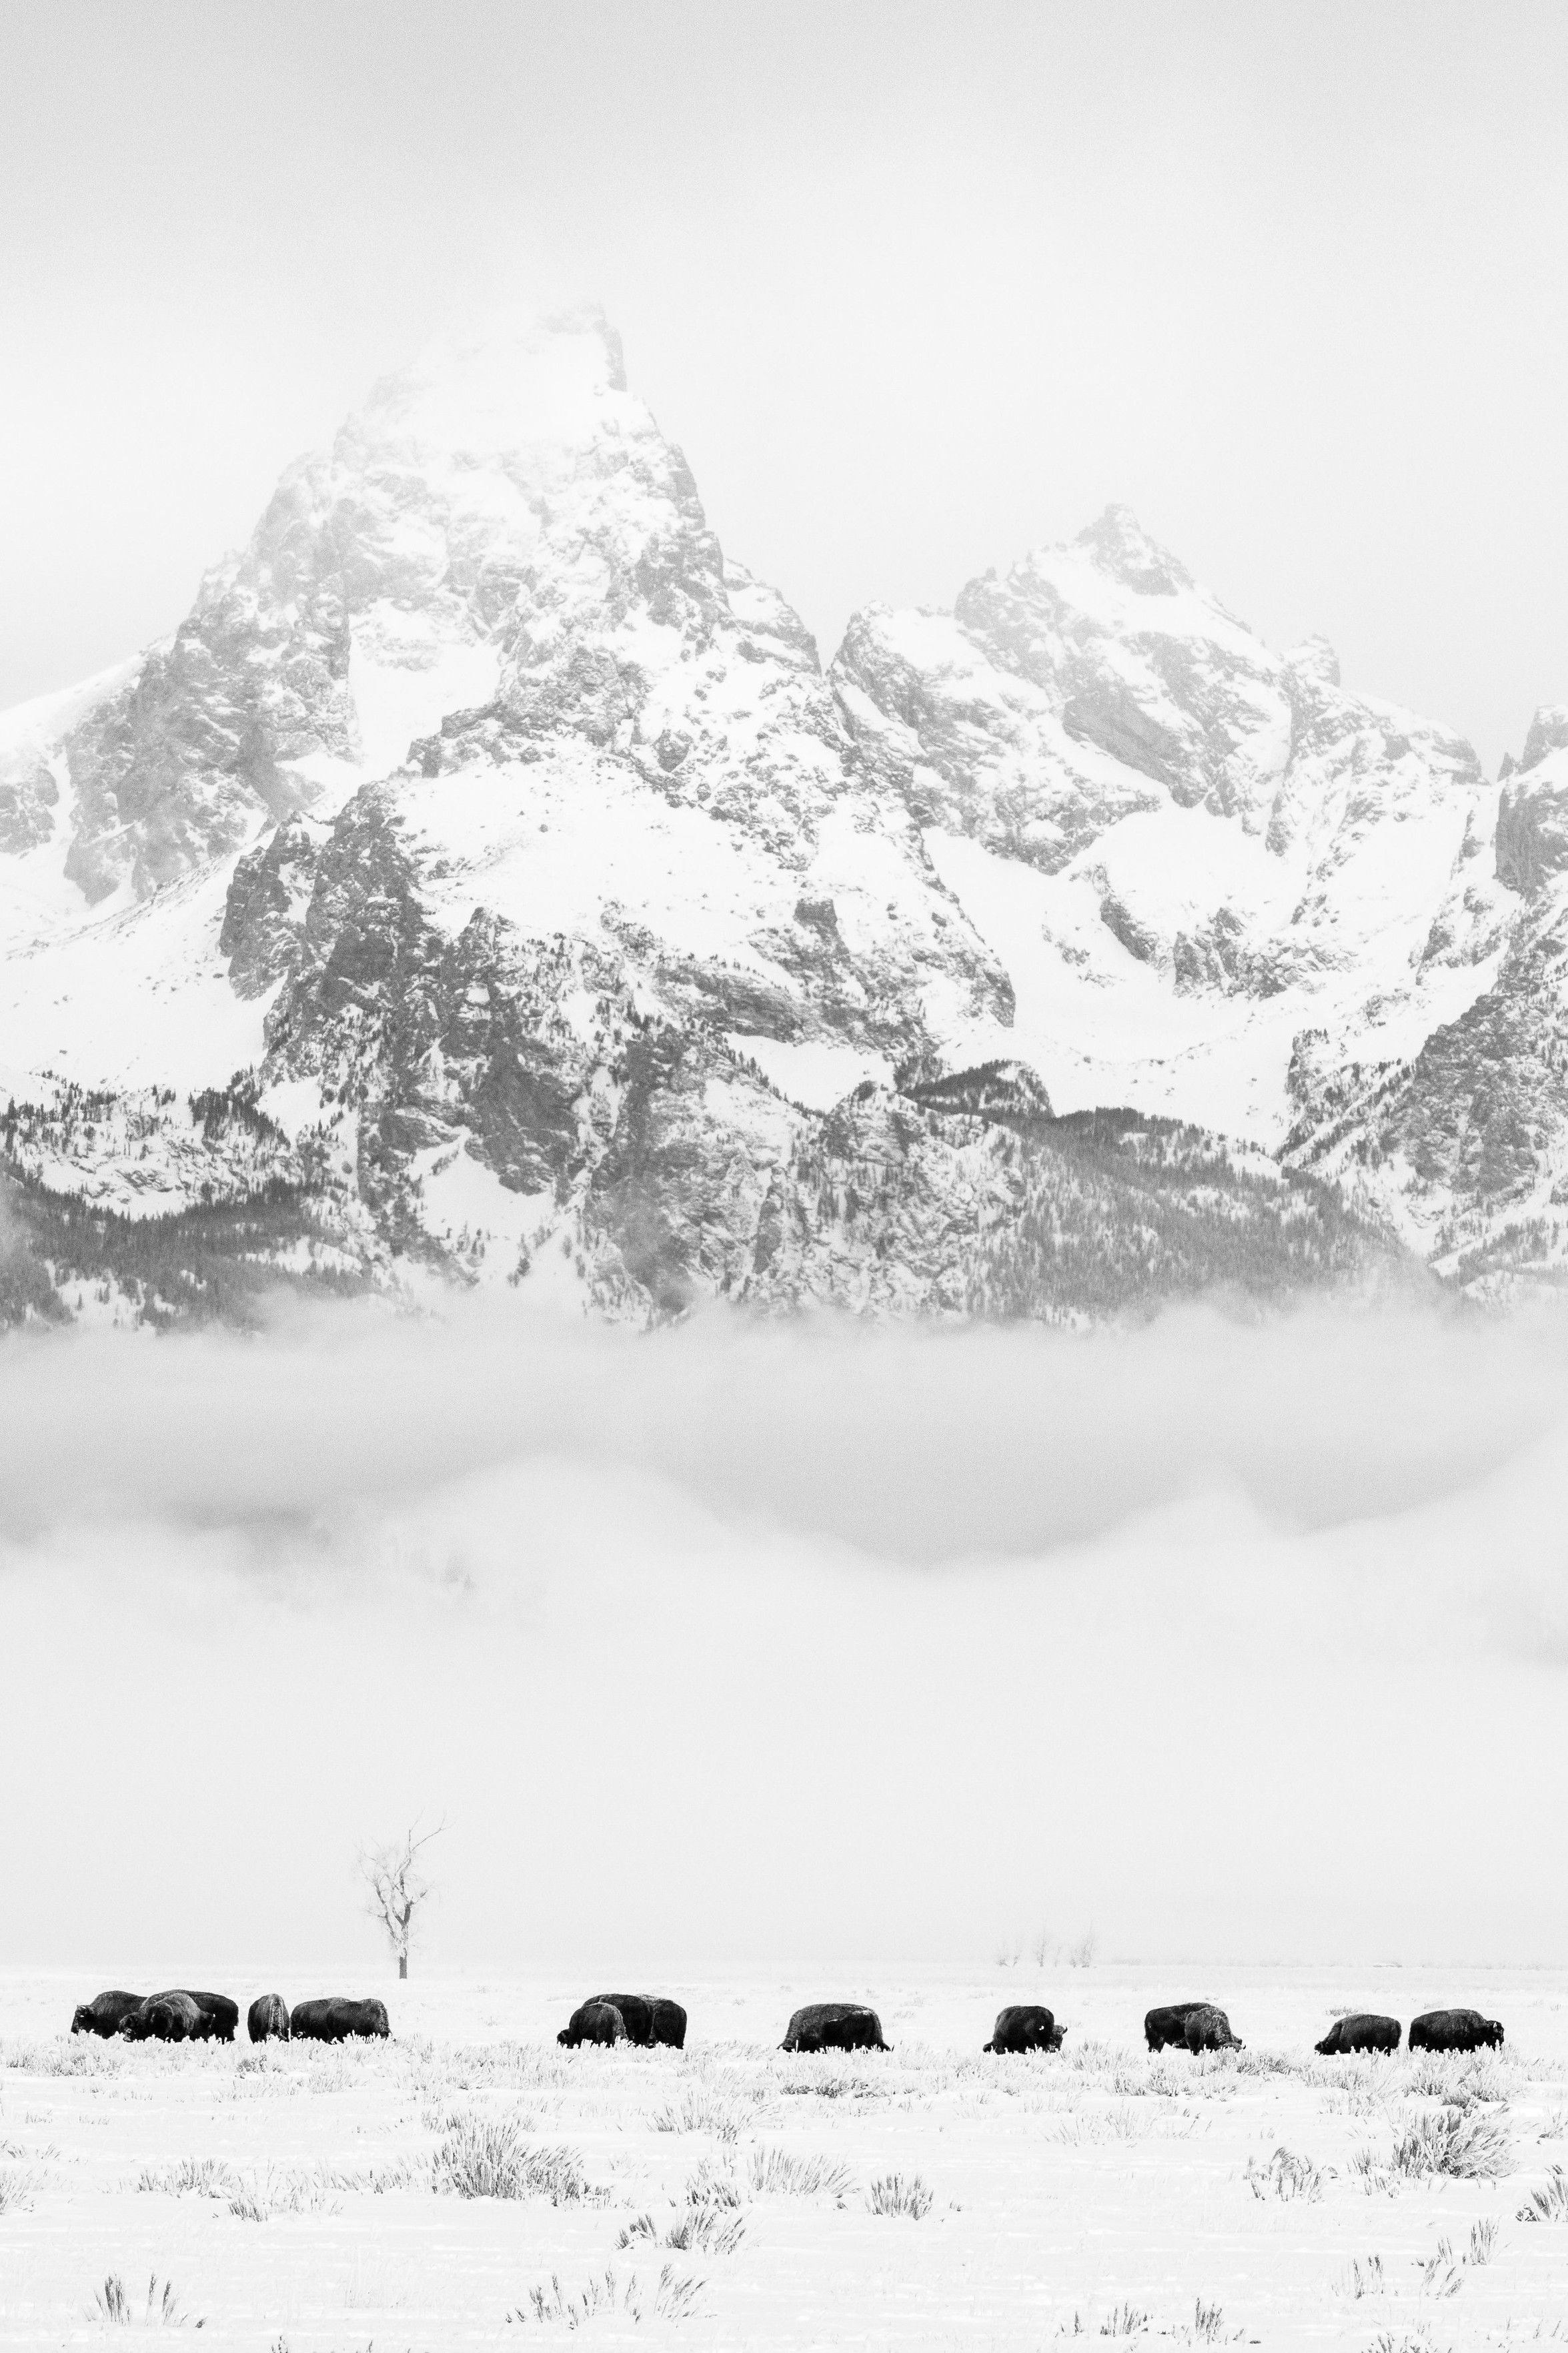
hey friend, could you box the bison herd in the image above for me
[558,1994,688,2048]
[68,1986,1507,2059]
[69,1989,389,2044]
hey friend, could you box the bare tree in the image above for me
[358,1816,444,1980]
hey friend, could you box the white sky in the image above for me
[2,1,1566,768]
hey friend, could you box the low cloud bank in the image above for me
[5,1293,1567,1554]
[2,1296,1565,1972]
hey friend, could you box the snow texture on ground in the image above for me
[2,1965,1565,2349]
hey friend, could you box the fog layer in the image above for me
[3,1300,1565,1971]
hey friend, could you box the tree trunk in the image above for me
[399,1954,408,1980]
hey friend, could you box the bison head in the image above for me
[70,2005,91,2034]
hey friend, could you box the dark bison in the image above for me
[247,1993,291,2043]
[121,1991,206,2043]
[584,1993,686,2048]
[649,1998,688,2049]
[558,2000,626,2047]
[592,1993,654,2045]
[984,2004,1064,2053]
[1409,2007,1504,2053]
[780,2002,890,2053]
[1316,2012,1401,2055]
[1144,2001,1214,2052]
[185,1991,239,2043]
[1184,2004,1243,2053]
[289,1997,390,2043]
[120,1989,237,2043]
[71,1991,143,2037]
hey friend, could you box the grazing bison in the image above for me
[780,2002,890,2053]
[1409,2007,1504,2053]
[592,1993,654,2045]
[71,1991,143,2038]
[185,1991,239,2043]
[1144,2001,1214,2052]
[649,1998,688,2049]
[984,2004,1064,2054]
[247,1993,291,2043]
[1183,2004,1243,2053]
[121,1991,206,2043]
[119,1989,235,2043]
[1316,2012,1401,2056]
[289,1997,390,2043]
[558,2000,626,2048]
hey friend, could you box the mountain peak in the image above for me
[1519,704,1568,773]
[1074,504,1193,596]
[354,302,632,464]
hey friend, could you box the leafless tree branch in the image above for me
[357,1813,445,1979]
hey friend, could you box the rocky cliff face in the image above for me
[1281,723,1568,1291]
[0,310,1544,1324]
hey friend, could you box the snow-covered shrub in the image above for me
[651,2089,746,2141]
[746,2146,856,2203]
[866,2171,933,2218]
[89,2274,201,2328]
[1389,2103,1511,2179]
[433,2114,590,2204]
[682,2156,742,2209]
[1517,2164,1568,2222]
[505,2263,705,2327]
[134,2156,235,2198]
[226,2161,351,2220]
[3,2036,121,2078]
[1244,2146,1329,2201]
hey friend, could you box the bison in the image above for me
[1184,2004,1243,2053]
[1315,2012,1401,2056]
[592,1993,654,2045]
[984,2004,1064,2054]
[119,1989,236,2043]
[648,1997,687,2050]
[1144,2001,1214,2052]
[586,1993,686,2048]
[185,1991,239,2043]
[780,2002,890,2053]
[121,1991,206,2043]
[247,1993,291,2043]
[71,1990,143,2038]
[289,1997,390,2043]
[558,2000,626,2047]
[1409,2007,1504,2053]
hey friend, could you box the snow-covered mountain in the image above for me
[833,510,1511,1141]
[0,306,1549,1326]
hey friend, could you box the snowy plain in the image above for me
[3,1964,1567,2350]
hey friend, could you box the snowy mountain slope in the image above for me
[833,509,1509,1140]
[0,308,1523,1324]
[1283,717,1568,1289]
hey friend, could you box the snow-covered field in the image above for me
[4,1964,1567,2350]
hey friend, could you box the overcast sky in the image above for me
[3,0,1566,767]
